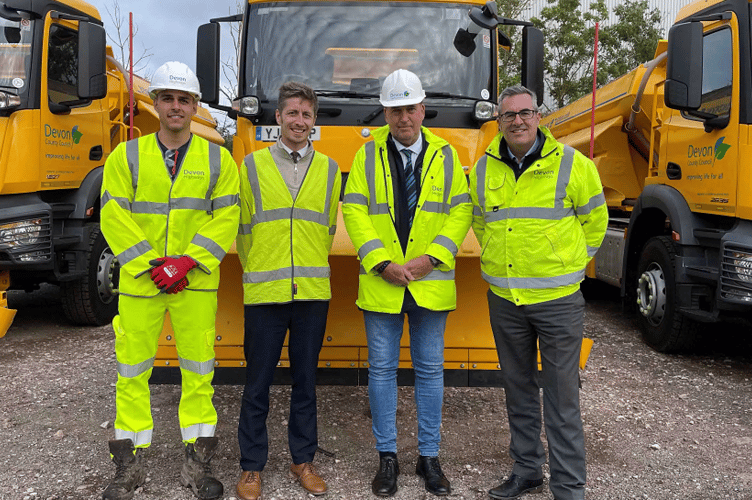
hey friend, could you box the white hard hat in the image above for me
[379,69,425,107]
[148,61,202,101]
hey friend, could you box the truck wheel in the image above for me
[61,225,119,326]
[635,236,699,352]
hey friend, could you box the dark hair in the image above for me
[278,81,318,115]
[498,85,538,111]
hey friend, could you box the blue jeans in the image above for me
[363,297,448,456]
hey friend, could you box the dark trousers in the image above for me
[238,300,329,471]
[488,289,586,500]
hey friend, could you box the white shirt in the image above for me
[279,141,310,160]
[392,133,423,171]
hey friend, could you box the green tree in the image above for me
[531,0,608,110]
[599,0,662,81]
[496,0,534,91]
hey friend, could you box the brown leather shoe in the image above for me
[236,470,262,500]
[290,462,328,496]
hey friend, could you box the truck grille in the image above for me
[720,244,752,303]
[0,215,53,264]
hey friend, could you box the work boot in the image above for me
[102,439,146,500]
[290,462,328,495]
[180,436,224,500]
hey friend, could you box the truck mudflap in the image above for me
[0,270,16,337]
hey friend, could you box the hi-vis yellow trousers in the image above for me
[112,291,218,448]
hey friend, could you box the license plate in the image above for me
[255,126,321,142]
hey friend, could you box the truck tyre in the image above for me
[61,225,119,326]
[635,236,699,352]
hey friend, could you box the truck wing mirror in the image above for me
[665,22,703,111]
[522,26,544,107]
[77,22,107,100]
[196,22,221,105]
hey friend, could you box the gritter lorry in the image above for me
[541,0,752,352]
[0,0,222,337]
[148,0,545,386]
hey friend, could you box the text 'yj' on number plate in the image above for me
[255,126,321,142]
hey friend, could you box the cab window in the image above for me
[47,24,80,105]
[693,27,732,118]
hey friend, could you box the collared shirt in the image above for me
[506,134,541,169]
[279,140,310,159]
[392,132,423,173]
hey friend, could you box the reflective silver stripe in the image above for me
[359,265,367,275]
[421,201,446,214]
[117,356,155,378]
[555,146,576,209]
[323,157,338,222]
[251,207,329,227]
[343,192,367,205]
[420,268,455,281]
[102,190,131,211]
[451,193,471,207]
[329,225,336,235]
[178,357,215,376]
[473,206,483,217]
[576,191,606,217]
[115,428,153,447]
[363,142,390,215]
[172,198,213,211]
[213,193,240,210]
[126,139,139,192]
[117,240,152,266]
[245,154,264,216]
[432,234,458,255]
[131,201,169,215]
[484,206,575,223]
[482,269,585,289]
[587,245,599,257]
[441,145,452,214]
[242,266,330,283]
[191,234,226,261]
[181,423,215,441]
[358,238,385,261]
[475,155,488,215]
[238,223,252,235]
[205,143,222,209]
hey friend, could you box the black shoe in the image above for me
[416,456,451,496]
[372,456,399,496]
[488,474,543,499]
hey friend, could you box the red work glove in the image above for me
[149,256,197,293]
[166,276,189,294]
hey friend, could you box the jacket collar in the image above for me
[484,126,560,163]
[371,124,449,150]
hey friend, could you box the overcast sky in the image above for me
[88,0,240,78]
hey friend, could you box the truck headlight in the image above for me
[474,100,496,121]
[730,252,752,283]
[0,218,43,248]
[234,96,260,116]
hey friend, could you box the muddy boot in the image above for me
[180,436,224,500]
[102,439,146,500]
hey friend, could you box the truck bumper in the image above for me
[0,194,53,270]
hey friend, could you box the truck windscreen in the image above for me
[0,17,32,95]
[243,1,493,104]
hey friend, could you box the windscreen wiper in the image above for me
[424,92,479,101]
[315,90,380,99]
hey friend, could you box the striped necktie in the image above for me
[402,149,417,225]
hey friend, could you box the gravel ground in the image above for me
[2,283,752,500]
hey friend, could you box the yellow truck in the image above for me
[541,0,752,352]
[148,0,544,386]
[0,0,222,337]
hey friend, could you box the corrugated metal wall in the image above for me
[523,0,695,38]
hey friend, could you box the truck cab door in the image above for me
[659,19,737,216]
[39,16,106,192]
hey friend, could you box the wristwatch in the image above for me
[428,255,441,267]
[375,260,391,274]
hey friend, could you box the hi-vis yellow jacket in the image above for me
[342,125,472,313]
[237,147,341,305]
[469,127,607,306]
[101,134,240,297]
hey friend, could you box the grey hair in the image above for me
[498,85,538,110]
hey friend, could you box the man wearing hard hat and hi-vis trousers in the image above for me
[99,61,240,500]
[343,69,472,497]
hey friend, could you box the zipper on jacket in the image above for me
[289,152,315,300]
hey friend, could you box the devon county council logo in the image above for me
[72,126,83,144]
[714,137,730,161]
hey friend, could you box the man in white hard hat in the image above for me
[342,69,472,497]
[99,61,240,500]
